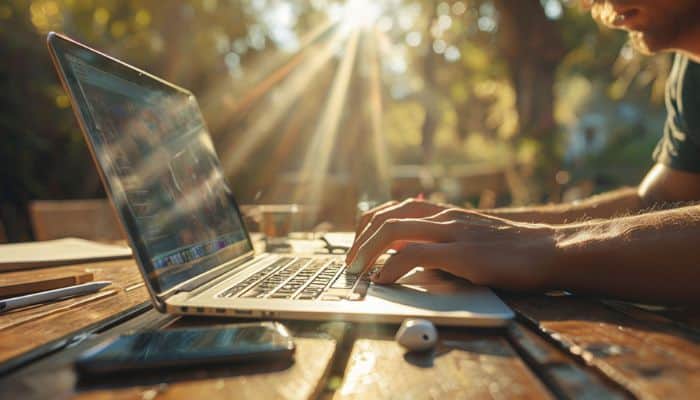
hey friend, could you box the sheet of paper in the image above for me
[0,238,132,271]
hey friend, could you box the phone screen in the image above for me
[76,322,294,374]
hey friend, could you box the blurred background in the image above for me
[0,0,670,242]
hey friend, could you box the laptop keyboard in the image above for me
[218,257,370,301]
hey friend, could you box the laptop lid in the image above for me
[47,32,254,309]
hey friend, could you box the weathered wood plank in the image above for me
[602,300,700,336]
[507,295,700,400]
[507,322,630,399]
[0,259,149,366]
[333,334,553,400]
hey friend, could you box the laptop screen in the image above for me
[49,34,253,294]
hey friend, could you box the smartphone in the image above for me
[75,322,295,375]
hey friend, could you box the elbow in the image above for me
[638,164,700,209]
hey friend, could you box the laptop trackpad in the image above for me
[367,268,497,312]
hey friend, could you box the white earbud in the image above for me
[395,319,438,352]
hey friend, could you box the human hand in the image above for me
[349,198,456,263]
[347,208,559,291]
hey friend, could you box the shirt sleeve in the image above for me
[653,54,700,172]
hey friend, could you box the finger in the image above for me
[347,219,456,274]
[371,242,461,284]
[347,200,446,263]
[423,208,463,223]
[355,201,398,236]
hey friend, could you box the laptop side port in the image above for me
[235,309,253,315]
[180,306,189,312]
[196,307,205,313]
[215,308,226,314]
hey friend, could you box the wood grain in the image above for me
[507,322,629,399]
[0,259,149,366]
[603,300,700,336]
[333,335,553,399]
[507,295,700,400]
[0,272,94,297]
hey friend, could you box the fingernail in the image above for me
[370,270,380,282]
[347,257,363,274]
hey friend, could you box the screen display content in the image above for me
[60,48,251,293]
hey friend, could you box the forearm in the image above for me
[547,204,700,305]
[484,187,643,224]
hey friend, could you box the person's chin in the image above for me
[628,31,671,55]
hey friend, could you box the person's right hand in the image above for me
[348,198,457,264]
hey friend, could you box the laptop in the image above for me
[47,32,514,327]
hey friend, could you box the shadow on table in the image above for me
[369,268,508,313]
[74,358,294,391]
[401,336,514,368]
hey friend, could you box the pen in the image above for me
[0,281,112,313]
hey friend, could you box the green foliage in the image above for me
[0,0,670,239]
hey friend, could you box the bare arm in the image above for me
[351,164,700,250]
[347,204,700,305]
[348,164,700,265]
[552,204,700,304]
[485,187,642,224]
[346,165,700,304]
[482,164,700,223]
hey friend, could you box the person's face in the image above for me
[584,0,700,54]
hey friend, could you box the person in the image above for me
[346,0,700,305]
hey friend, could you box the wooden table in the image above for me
[1,240,699,399]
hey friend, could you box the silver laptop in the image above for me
[47,32,513,327]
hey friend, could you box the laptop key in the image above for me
[219,257,294,298]
[331,276,357,289]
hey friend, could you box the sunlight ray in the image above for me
[254,89,330,194]
[365,27,392,200]
[228,20,336,115]
[221,25,348,176]
[293,29,361,210]
[201,20,335,134]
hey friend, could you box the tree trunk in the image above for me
[494,0,565,139]
[494,0,566,202]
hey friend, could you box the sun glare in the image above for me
[335,0,383,31]
[218,0,397,222]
